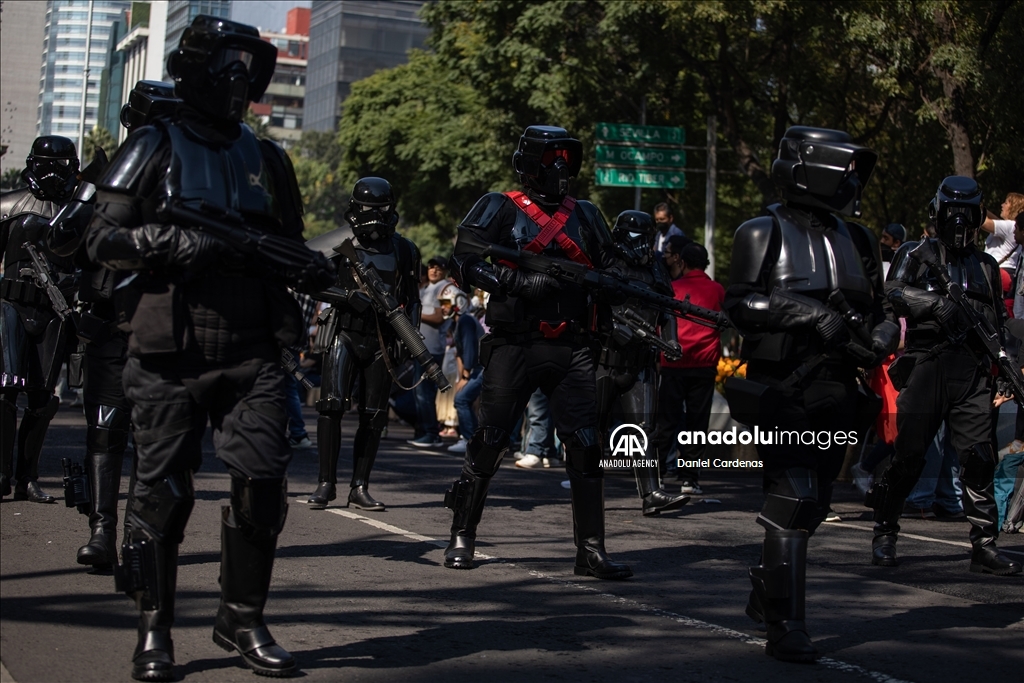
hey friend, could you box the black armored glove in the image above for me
[996,375,1014,401]
[292,252,337,293]
[664,341,683,363]
[815,309,849,344]
[92,223,236,271]
[495,265,560,300]
[933,297,959,326]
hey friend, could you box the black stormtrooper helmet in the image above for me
[512,125,583,200]
[612,210,657,267]
[22,135,79,201]
[344,177,399,242]
[772,126,877,217]
[929,176,982,251]
[166,15,277,123]
[120,80,179,132]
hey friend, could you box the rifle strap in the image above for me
[505,191,592,268]
[373,312,425,392]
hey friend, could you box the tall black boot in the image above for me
[1,397,15,498]
[749,529,817,662]
[116,474,193,682]
[308,415,340,509]
[634,463,689,516]
[866,455,925,567]
[348,425,384,511]
[443,471,491,569]
[77,451,124,567]
[14,396,58,503]
[569,472,632,579]
[963,482,1023,575]
[213,508,296,677]
[128,535,180,682]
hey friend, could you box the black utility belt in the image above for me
[490,320,592,345]
[0,278,48,307]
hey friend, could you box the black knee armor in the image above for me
[86,403,130,455]
[465,426,510,476]
[358,407,389,432]
[758,468,820,532]
[564,427,602,477]
[227,474,288,540]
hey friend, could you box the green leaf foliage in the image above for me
[317,0,1021,281]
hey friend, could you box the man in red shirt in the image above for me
[654,238,725,495]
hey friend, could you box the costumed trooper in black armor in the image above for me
[724,127,899,662]
[597,210,690,516]
[304,177,421,511]
[47,81,180,569]
[444,125,632,579]
[84,17,331,680]
[867,176,1022,576]
[1,135,80,504]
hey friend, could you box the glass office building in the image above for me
[305,0,428,133]
[38,0,132,149]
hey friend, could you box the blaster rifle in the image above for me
[280,346,314,391]
[459,230,730,329]
[909,239,1024,409]
[612,309,682,361]
[158,199,335,292]
[334,239,451,392]
[20,241,72,320]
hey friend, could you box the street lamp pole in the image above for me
[78,0,95,154]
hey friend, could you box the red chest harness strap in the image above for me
[504,191,593,268]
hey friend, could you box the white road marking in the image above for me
[326,508,915,683]
[825,520,1024,557]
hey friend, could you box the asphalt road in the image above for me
[1,403,1022,683]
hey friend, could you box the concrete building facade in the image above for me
[305,0,428,133]
[0,0,48,176]
[37,0,132,154]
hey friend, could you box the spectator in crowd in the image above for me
[438,283,485,454]
[514,389,559,468]
[653,238,725,496]
[652,202,687,259]
[981,192,1024,285]
[879,223,906,279]
[408,256,452,448]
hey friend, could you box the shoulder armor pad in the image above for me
[730,215,776,285]
[0,187,60,222]
[460,192,509,229]
[98,125,167,192]
[305,225,356,258]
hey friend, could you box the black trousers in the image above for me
[123,354,291,499]
[477,340,598,442]
[746,360,860,508]
[893,349,992,466]
[654,367,717,480]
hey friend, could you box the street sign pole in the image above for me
[705,115,717,279]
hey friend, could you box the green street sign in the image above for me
[596,144,686,168]
[595,167,686,189]
[595,122,685,144]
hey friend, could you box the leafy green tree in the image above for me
[82,125,116,164]
[1,167,23,190]
[336,49,514,256]
[243,108,274,141]
[290,130,346,238]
